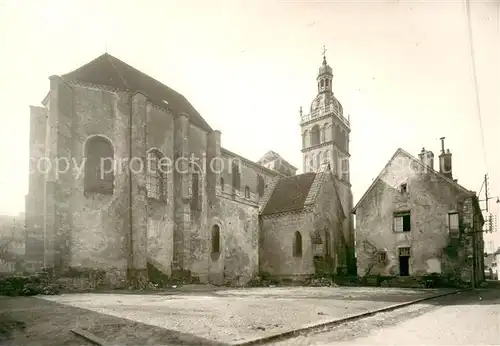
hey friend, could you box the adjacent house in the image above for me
[352,139,485,284]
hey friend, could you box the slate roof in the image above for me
[261,173,316,216]
[352,148,477,214]
[61,53,212,131]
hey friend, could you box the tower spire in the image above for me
[322,45,327,64]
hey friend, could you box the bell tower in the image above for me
[299,46,355,275]
[300,47,351,186]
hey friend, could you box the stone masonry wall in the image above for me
[260,211,315,277]
[25,105,47,271]
[68,84,132,285]
[146,103,175,277]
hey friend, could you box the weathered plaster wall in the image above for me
[69,84,131,284]
[208,196,259,285]
[260,211,315,277]
[25,106,48,270]
[355,152,473,277]
[146,103,175,277]
[310,173,348,270]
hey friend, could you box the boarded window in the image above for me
[212,225,220,253]
[293,231,303,257]
[84,136,114,194]
[146,150,167,201]
[394,212,411,232]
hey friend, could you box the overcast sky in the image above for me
[0,0,499,232]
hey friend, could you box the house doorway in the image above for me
[398,247,411,276]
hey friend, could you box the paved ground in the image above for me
[0,295,225,346]
[271,288,500,345]
[39,286,456,344]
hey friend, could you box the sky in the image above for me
[0,0,499,239]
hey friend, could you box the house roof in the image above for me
[61,53,212,131]
[352,148,476,214]
[261,172,316,216]
[257,150,298,170]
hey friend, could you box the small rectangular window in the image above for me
[400,183,408,193]
[378,252,386,263]
[448,212,459,231]
[394,212,411,232]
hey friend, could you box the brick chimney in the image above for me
[439,137,453,179]
[418,147,434,170]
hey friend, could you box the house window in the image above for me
[394,212,411,232]
[84,136,114,194]
[448,212,459,232]
[232,163,240,191]
[378,252,386,263]
[293,231,303,257]
[400,183,408,193]
[244,186,250,199]
[212,225,220,253]
[220,177,224,191]
[146,150,167,201]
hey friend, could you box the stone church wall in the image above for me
[68,84,133,284]
[260,211,315,278]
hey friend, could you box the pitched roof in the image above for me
[61,53,212,131]
[352,148,475,214]
[257,150,298,170]
[261,172,316,216]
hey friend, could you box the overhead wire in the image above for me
[464,0,489,175]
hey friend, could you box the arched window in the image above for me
[232,162,240,191]
[146,149,167,201]
[257,175,265,197]
[191,172,200,210]
[84,136,114,194]
[220,177,225,191]
[212,225,220,253]
[245,186,251,199]
[293,231,303,257]
[310,125,320,146]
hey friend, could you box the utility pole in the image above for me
[485,174,489,212]
[471,225,476,289]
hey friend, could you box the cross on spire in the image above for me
[322,45,327,59]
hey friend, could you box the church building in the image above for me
[24,52,354,287]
